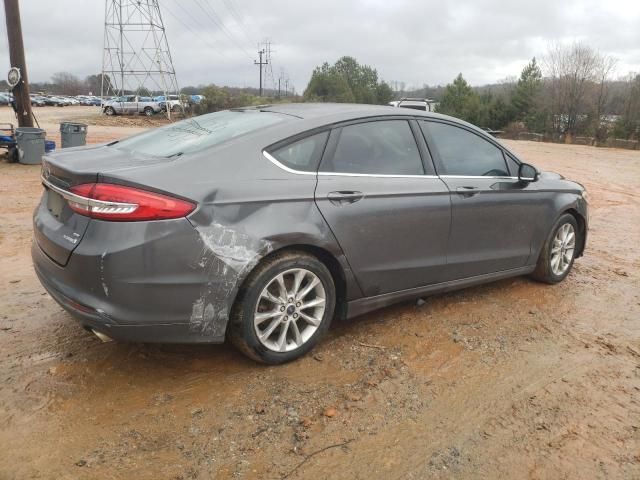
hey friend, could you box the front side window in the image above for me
[323,120,424,175]
[421,121,509,177]
[269,131,329,172]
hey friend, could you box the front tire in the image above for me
[531,213,579,284]
[228,251,336,364]
[144,106,154,116]
[104,106,115,116]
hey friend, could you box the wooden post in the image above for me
[4,0,34,127]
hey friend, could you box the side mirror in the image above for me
[518,163,538,183]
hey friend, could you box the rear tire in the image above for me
[104,106,115,116]
[531,213,579,284]
[228,251,336,364]
[144,107,154,116]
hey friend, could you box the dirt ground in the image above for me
[0,104,165,146]
[0,112,639,479]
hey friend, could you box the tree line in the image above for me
[0,72,112,97]
[302,44,639,141]
[5,43,636,141]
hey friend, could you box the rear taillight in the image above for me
[67,183,195,221]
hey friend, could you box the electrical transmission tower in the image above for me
[101,0,180,115]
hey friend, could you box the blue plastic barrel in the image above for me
[45,140,56,153]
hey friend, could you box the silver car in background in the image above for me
[102,95,162,116]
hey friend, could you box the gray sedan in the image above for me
[32,104,588,363]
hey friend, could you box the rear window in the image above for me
[268,131,329,172]
[113,110,286,157]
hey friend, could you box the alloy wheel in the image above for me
[254,268,326,352]
[550,223,576,276]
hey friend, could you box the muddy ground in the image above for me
[0,114,638,479]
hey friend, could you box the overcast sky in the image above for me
[1,0,639,92]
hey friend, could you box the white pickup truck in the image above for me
[102,95,162,116]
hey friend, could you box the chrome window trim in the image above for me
[263,151,439,179]
[41,175,138,210]
[263,151,316,176]
[318,172,439,179]
[439,175,519,180]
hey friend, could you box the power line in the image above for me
[187,0,254,61]
[162,1,235,61]
[215,0,256,48]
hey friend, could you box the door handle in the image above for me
[327,191,364,205]
[456,186,480,197]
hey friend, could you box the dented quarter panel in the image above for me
[186,172,359,337]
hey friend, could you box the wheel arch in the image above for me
[562,207,587,258]
[233,243,349,322]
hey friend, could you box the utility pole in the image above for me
[277,77,281,99]
[3,0,34,127]
[254,49,267,97]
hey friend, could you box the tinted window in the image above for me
[422,122,509,176]
[324,120,423,175]
[269,131,329,172]
[504,154,520,176]
[114,110,286,157]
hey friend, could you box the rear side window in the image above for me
[322,120,424,175]
[421,121,509,177]
[269,131,329,172]
[114,110,287,157]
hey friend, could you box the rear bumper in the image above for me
[31,216,234,343]
[34,261,220,343]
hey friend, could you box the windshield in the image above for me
[113,110,287,157]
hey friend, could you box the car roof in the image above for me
[258,102,428,120]
[247,102,489,139]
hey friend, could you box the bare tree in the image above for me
[543,42,610,138]
[613,73,640,140]
[591,55,617,140]
[50,72,84,95]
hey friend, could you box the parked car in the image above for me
[389,97,437,112]
[190,94,205,104]
[76,96,94,106]
[0,93,10,106]
[102,95,162,116]
[30,95,46,107]
[44,96,69,107]
[62,96,80,105]
[156,94,183,112]
[33,104,588,364]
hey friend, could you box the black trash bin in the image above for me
[15,127,46,165]
[60,122,88,148]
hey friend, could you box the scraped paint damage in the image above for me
[100,252,109,297]
[189,222,273,336]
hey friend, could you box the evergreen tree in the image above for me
[511,58,543,128]
[435,74,481,124]
[303,57,390,105]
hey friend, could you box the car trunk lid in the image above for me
[34,146,179,266]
